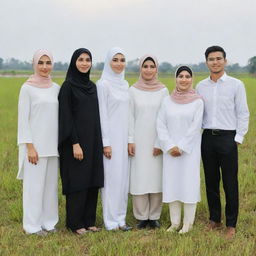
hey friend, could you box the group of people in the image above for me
[17,45,249,239]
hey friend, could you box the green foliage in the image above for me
[0,76,255,256]
[247,56,256,74]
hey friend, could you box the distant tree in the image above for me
[54,61,68,71]
[158,62,173,73]
[94,62,104,71]
[0,58,3,69]
[126,59,139,72]
[247,56,256,74]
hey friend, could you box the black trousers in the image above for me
[66,187,99,231]
[201,129,238,227]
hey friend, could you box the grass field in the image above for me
[0,75,255,256]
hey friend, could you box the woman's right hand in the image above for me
[128,143,135,156]
[103,146,112,159]
[26,143,39,164]
[73,143,84,161]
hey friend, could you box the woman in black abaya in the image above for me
[58,48,104,235]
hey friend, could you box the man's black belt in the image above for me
[204,129,236,136]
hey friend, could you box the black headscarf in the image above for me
[175,66,193,77]
[65,48,96,94]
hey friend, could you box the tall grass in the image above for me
[0,75,255,256]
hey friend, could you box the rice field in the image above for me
[0,74,255,256]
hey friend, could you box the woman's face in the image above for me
[110,53,126,74]
[76,53,92,73]
[176,70,193,91]
[141,60,157,81]
[37,55,52,77]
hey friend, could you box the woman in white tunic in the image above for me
[157,66,203,233]
[17,50,59,235]
[128,55,168,229]
[96,47,131,231]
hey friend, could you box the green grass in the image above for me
[0,75,255,256]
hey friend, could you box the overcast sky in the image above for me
[1,0,255,65]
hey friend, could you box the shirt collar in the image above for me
[207,72,227,84]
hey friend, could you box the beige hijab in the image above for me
[133,54,165,91]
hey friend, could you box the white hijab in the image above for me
[98,47,129,90]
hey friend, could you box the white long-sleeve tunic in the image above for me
[129,87,169,195]
[17,83,60,179]
[157,97,204,203]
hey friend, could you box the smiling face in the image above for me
[141,60,157,81]
[206,51,227,75]
[76,52,92,73]
[176,70,193,92]
[110,53,126,74]
[37,55,52,77]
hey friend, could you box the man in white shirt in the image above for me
[196,46,249,239]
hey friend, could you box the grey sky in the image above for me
[1,0,255,65]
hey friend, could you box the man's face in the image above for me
[206,51,227,74]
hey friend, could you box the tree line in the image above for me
[1,57,256,74]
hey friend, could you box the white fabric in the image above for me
[132,193,162,220]
[23,157,58,233]
[129,87,169,194]
[17,83,60,179]
[196,73,249,144]
[169,201,196,228]
[157,97,203,203]
[169,201,181,227]
[96,47,130,230]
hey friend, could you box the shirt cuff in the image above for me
[103,138,111,147]
[128,137,134,143]
[235,134,244,144]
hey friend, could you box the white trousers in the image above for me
[101,167,129,230]
[133,193,162,220]
[169,201,197,232]
[23,157,58,233]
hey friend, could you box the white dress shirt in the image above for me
[196,73,249,143]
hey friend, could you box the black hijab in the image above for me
[65,48,96,94]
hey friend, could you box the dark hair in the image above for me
[142,57,155,65]
[205,46,226,60]
[175,66,193,78]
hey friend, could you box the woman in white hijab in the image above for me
[96,47,131,231]
[128,55,168,229]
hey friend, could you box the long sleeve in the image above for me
[58,83,79,146]
[96,81,111,147]
[234,82,249,144]
[176,99,204,154]
[128,89,135,143]
[156,100,175,153]
[154,88,169,148]
[17,86,33,145]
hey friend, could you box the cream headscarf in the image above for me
[98,47,129,89]
[133,54,165,91]
[26,49,53,88]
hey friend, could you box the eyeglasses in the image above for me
[207,57,224,62]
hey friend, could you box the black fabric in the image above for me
[66,188,99,230]
[175,66,193,77]
[58,48,104,195]
[142,57,155,65]
[201,130,238,227]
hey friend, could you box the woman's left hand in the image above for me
[153,148,162,156]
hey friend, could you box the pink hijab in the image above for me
[26,49,53,88]
[133,54,165,91]
[170,66,202,104]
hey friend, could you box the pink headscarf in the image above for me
[26,49,53,88]
[133,54,165,91]
[170,66,202,104]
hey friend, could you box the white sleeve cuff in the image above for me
[235,134,243,144]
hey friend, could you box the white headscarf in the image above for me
[98,47,129,89]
